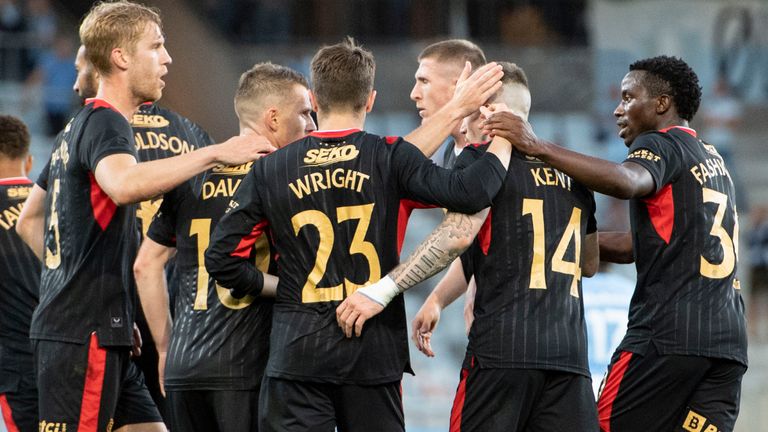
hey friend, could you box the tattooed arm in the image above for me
[336,209,489,338]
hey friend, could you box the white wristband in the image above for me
[357,275,400,307]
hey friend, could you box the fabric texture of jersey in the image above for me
[0,178,40,373]
[458,144,597,377]
[619,127,747,366]
[147,162,273,391]
[205,129,506,385]
[31,99,139,347]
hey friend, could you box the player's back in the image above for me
[461,145,596,376]
[251,129,412,384]
[622,127,747,365]
[0,178,40,360]
[148,163,274,390]
[208,127,506,385]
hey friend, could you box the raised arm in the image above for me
[16,184,47,260]
[395,134,511,214]
[94,134,276,206]
[405,62,504,157]
[336,208,489,337]
[483,112,655,199]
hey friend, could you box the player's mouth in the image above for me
[616,121,628,137]
[417,107,426,118]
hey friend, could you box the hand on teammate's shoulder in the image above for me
[215,133,277,166]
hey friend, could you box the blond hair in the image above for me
[235,62,309,121]
[79,1,162,75]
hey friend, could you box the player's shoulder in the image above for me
[82,99,130,132]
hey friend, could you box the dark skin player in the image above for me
[480,67,688,263]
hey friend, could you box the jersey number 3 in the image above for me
[292,203,381,303]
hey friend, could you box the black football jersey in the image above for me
[147,162,274,390]
[132,103,214,237]
[0,178,40,375]
[619,126,747,366]
[206,129,507,384]
[31,99,139,346]
[458,145,597,376]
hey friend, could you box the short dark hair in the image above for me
[629,56,702,122]
[498,61,528,88]
[235,62,309,119]
[418,39,486,71]
[311,37,375,114]
[0,115,30,159]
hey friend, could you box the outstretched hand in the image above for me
[451,62,504,119]
[336,291,385,338]
[482,109,542,156]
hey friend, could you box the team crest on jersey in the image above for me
[702,142,720,157]
[212,162,253,176]
[303,144,359,167]
[131,114,170,128]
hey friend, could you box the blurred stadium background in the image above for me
[2,0,767,430]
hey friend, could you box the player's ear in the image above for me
[266,107,279,132]
[22,154,33,176]
[656,94,672,115]
[309,91,320,112]
[111,47,129,72]
[365,90,377,113]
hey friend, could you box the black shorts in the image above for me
[34,332,163,432]
[259,376,404,432]
[597,344,746,432]
[449,356,598,432]
[167,389,259,432]
[1,368,37,432]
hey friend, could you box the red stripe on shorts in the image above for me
[78,332,108,432]
[0,394,21,432]
[449,366,471,432]
[597,351,633,432]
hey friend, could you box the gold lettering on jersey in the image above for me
[303,145,359,167]
[7,186,30,199]
[530,167,572,191]
[137,198,163,238]
[627,148,661,162]
[51,140,70,167]
[131,114,170,128]
[39,421,68,432]
[0,202,23,230]
[202,178,242,200]
[134,131,195,155]
[690,157,731,185]
[682,409,718,432]
[288,168,370,199]
[212,162,253,175]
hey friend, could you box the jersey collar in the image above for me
[0,176,32,185]
[659,125,697,137]
[309,129,361,138]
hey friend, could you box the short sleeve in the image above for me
[36,157,51,190]
[146,188,180,247]
[624,131,683,194]
[81,108,136,171]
